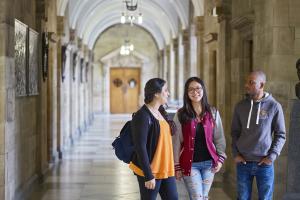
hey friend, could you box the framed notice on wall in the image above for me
[28,28,39,95]
[14,19,27,97]
[14,19,39,96]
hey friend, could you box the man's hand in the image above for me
[145,178,156,190]
[258,157,272,165]
[212,161,222,173]
[175,170,183,181]
[234,155,246,164]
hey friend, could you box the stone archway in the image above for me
[99,49,150,113]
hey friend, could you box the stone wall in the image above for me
[225,0,300,199]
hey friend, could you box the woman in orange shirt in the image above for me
[129,78,178,200]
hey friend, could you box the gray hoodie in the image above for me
[231,92,286,162]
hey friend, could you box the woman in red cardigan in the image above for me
[173,77,226,200]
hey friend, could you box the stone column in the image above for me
[36,0,49,181]
[169,42,175,101]
[164,46,170,81]
[173,38,179,99]
[178,33,185,101]
[189,24,198,76]
[195,16,205,78]
[182,29,190,81]
[47,32,58,162]
[0,1,15,198]
[45,0,60,164]
[56,16,64,159]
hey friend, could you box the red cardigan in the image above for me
[173,111,226,176]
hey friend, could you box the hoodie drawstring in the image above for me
[247,100,253,129]
[256,102,261,125]
[247,100,262,129]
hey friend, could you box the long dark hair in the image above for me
[144,78,176,135]
[178,77,213,123]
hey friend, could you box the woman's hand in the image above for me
[211,161,222,173]
[175,170,183,181]
[145,178,156,190]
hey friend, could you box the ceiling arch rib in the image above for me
[58,0,69,16]
[80,9,171,48]
[191,0,204,16]
[87,16,165,50]
[171,0,188,29]
[75,0,177,41]
[68,0,186,33]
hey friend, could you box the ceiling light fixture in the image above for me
[121,0,143,26]
[120,39,134,56]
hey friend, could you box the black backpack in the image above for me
[112,120,134,164]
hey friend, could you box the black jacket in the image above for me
[131,105,160,181]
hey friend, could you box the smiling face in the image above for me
[187,81,203,103]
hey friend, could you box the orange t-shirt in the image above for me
[129,120,175,179]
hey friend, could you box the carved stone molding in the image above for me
[203,33,218,43]
[231,14,255,30]
[48,32,58,43]
[194,16,204,37]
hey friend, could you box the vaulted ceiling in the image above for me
[57,0,204,50]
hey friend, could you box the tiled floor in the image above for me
[28,114,232,200]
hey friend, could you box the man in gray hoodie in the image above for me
[231,70,286,200]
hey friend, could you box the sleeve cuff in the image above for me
[218,156,225,163]
[267,152,278,162]
[175,164,181,171]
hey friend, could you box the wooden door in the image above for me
[110,67,140,113]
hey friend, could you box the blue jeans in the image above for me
[136,175,178,200]
[183,160,215,200]
[236,162,274,200]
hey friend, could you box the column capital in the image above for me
[194,16,205,37]
[70,29,76,42]
[173,38,179,51]
[182,29,189,45]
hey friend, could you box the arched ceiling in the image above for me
[57,0,203,50]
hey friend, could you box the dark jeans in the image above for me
[136,175,178,200]
[236,162,274,200]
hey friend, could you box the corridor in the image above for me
[1,0,299,199]
[28,115,231,200]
